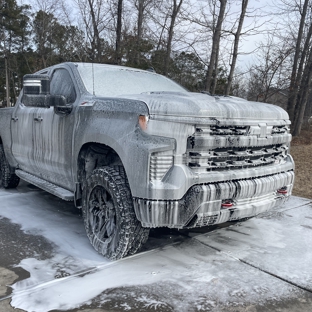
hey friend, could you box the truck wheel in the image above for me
[0,144,20,189]
[82,166,149,260]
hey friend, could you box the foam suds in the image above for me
[1,185,311,311]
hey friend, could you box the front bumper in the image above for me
[133,170,294,228]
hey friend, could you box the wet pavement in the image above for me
[0,181,312,311]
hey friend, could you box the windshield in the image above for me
[76,63,187,97]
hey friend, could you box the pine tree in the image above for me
[0,0,31,106]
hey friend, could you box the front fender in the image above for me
[73,98,175,197]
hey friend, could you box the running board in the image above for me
[15,170,74,201]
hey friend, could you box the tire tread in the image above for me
[82,165,149,260]
[0,144,20,189]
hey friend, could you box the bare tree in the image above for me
[205,0,227,93]
[30,0,69,22]
[290,20,312,134]
[247,31,291,105]
[88,0,102,62]
[273,0,312,135]
[143,0,186,74]
[286,0,310,123]
[163,0,184,76]
[293,46,312,135]
[76,0,113,62]
[134,0,153,65]
[145,1,169,51]
[115,0,123,64]
[224,0,248,96]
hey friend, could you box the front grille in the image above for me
[272,125,290,134]
[187,124,290,173]
[209,125,249,136]
[188,144,287,171]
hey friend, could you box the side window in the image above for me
[50,69,76,104]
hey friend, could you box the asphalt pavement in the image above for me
[0,181,312,312]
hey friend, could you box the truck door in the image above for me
[11,96,39,175]
[11,68,77,190]
[30,68,78,190]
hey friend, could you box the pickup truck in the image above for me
[0,62,294,260]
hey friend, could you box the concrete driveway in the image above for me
[0,181,312,312]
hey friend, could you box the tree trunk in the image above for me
[296,21,312,88]
[205,0,227,93]
[115,0,123,65]
[290,20,312,122]
[292,47,312,136]
[224,0,248,96]
[5,56,10,107]
[211,43,220,94]
[156,13,169,51]
[164,0,183,76]
[287,0,309,123]
[87,0,101,62]
[136,0,144,65]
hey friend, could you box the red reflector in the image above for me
[221,202,233,208]
[277,189,288,194]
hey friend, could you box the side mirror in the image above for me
[23,74,50,95]
[22,74,67,108]
[23,75,50,107]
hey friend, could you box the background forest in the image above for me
[1,0,312,136]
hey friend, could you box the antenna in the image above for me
[92,62,95,95]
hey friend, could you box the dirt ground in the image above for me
[291,130,312,199]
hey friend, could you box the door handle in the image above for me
[11,116,18,122]
[34,116,43,122]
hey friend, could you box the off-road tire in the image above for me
[0,144,20,189]
[82,166,150,260]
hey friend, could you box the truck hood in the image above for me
[120,92,289,121]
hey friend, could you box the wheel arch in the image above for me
[74,142,125,207]
[77,142,123,183]
[0,136,18,174]
[0,142,20,188]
